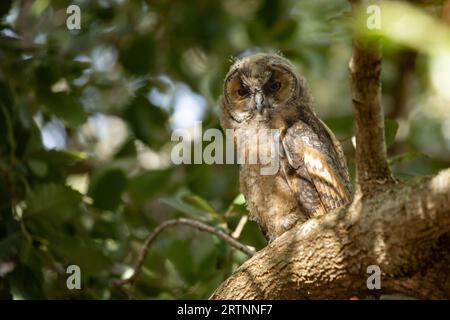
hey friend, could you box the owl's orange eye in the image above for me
[237,85,250,97]
[265,79,281,94]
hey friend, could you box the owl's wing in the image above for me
[318,118,352,196]
[281,120,351,218]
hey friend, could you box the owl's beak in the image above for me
[254,92,266,114]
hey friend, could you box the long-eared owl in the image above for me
[219,53,352,242]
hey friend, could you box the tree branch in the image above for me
[349,0,395,195]
[114,217,255,295]
[210,168,450,299]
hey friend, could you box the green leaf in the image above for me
[223,194,248,223]
[119,34,156,75]
[28,149,86,166]
[232,193,246,206]
[0,233,20,260]
[124,95,169,150]
[127,169,173,205]
[160,191,219,222]
[24,119,44,155]
[192,235,221,279]
[388,152,426,166]
[385,118,399,148]
[27,159,48,177]
[25,183,83,220]
[166,239,195,285]
[0,77,14,108]
[0,78,14,155]
[182,194,220,220]
[33,60,81,124]
[50,235,111,276]
[114,138,137,158]
[9,264,45,299]
[0,0,12,18]
[40,92,87,127]
[235,220,266,251]
[88,168,127,211]
[27,150,86,177]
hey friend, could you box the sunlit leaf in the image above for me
[388,152,426,166]
[28,149,86,166]
[160,192,218,222]
[182,194,220,220]
[232,193,246,206]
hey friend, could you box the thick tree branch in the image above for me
[349,1,395,195]
[210,168,450,299]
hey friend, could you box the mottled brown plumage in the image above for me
[220,53,352,242]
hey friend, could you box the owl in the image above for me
[219,53,352,242]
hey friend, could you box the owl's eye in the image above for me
[265,79,281,94]
[237,85,250,97]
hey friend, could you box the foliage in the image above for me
[0,0,449,299]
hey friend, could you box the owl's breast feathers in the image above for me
[280,116,352,218]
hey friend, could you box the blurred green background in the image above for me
[0,0,449,299]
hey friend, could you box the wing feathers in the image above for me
[281,120,351,217]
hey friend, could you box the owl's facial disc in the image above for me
[223,59,298,123]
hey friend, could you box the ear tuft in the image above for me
[230,56,240,64]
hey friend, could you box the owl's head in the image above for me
[221,53,309,125]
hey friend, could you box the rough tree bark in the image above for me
[210,1,450,300]
[210,169,450,299]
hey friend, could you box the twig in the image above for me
[348,0,395,195]
[231,215,248,239]
[113,217,255,295]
